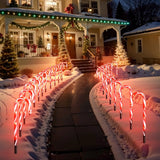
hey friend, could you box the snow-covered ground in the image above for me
[0,64,160,160]
[90,64,160,160]
[0,67,82,160]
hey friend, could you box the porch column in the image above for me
[114,26,122,46]
[5,17,14,34]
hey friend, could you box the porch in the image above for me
[0,8,129,71]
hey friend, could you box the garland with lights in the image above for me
[11,21,50,30]
[0,10,130,25]
[56,21,83,69]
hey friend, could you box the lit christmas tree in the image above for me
[113,44,130,66]
[37,36,44,48]
[82,35,90,59]
[57,28,73,69]
[0,34,19,79]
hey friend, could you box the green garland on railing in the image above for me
[11,21,50,30]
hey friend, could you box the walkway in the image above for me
[48,73,115,160]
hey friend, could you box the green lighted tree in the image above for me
[37,36,44,48]
[0,34,19,79]
[9,0,18,7]
[82,35,90,59]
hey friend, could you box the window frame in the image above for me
[7,0,33,7]
[80,0,99,14]
[21,30,36,47]
[89,33,97,47]
[136,38,143,53]
[44,0,62,12]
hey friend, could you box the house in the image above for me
[124,22,160,64]
[0,0,129,72]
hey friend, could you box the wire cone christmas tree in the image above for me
[57,28,72,69]
[0,34,19,79]
[113,44,130,67]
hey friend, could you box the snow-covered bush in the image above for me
[64,70,72,76]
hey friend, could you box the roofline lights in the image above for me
[0,10,130,25]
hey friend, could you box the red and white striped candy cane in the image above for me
[132,91,147,143]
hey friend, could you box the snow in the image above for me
[90,64,160,160]
[124,22,160,36]
[0,68,82,160]
[1,63,160,160]
[0,8,128,23]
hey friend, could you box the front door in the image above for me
[52,33,58,56]
[65,33,76,59]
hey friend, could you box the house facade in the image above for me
[0,0,128,61]
[124,22,160,64]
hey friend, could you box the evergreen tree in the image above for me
[115,2,126,20]
[82,35,90,59]
[57,29,72,70]
[37,36,44,48]
[113,44,130,67]
[9,0,18,7]
[0,34,19,79]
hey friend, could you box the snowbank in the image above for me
[90,81,160,160]
[118,64,160,79]
[90,63,160,160]
[0,68,82,160]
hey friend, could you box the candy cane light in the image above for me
[132,91,147,143]
[113,81,122,111]
[119,85,133,128]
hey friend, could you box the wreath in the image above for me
[0,33,4,44]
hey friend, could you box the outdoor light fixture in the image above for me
[88,8,93,13]
[47,43,51,50]
[47,32,50,41]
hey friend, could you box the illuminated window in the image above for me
[81,0,98,14]
[10,31,20,44]
[23,32,34,47]
[8,0,19,4]
[21,0,32,7]
[45,0,62,12]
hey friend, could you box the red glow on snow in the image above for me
[96,63,147,144]
[13,62,66,154]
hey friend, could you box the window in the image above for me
[8,0,19,5]
[80,0,98,14]
[90,34,97,47]
[23,32,34,47]
[137,39,142,53]
[91,1,98,14]
[21,0,32,7]
[10,31,20,44]
[45,0,61,12]
[81,1,89,12]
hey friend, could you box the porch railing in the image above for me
[87,46,105,67]
[14,44,58,57]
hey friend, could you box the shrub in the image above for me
[40,52,50,57]
[21,68,33,78]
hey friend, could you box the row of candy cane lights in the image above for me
[96,63,146,144]
[14,62,67,154]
